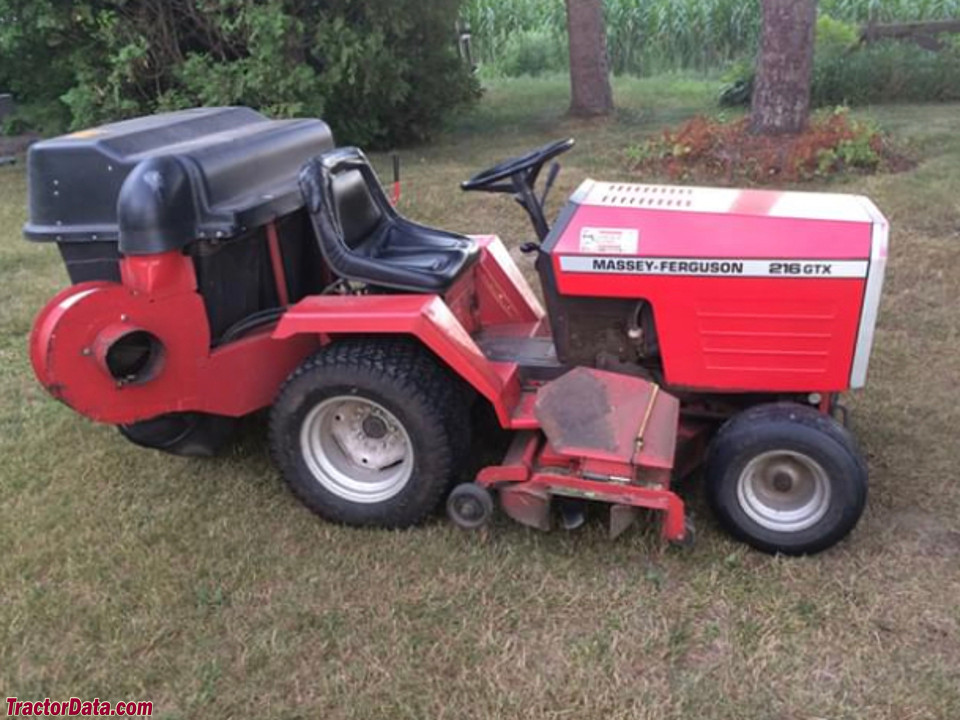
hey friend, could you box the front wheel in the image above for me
[705,403,867,555]
[269,339,464,528]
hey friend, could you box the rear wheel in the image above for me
[269,338,465,527]
[706,403,867,555]
[118,412,237,457]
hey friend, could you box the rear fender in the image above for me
[273,294,521,425]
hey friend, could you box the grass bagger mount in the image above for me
[25,107,888,555]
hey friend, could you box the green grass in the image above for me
[2,76,960,718]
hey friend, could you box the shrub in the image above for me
[718,58,754,107]
[815,15,860,57]
[0,0,479,148]
[720,16,960,109]
[813,40,960,106]
[0,1,81,135]
[498,29,567,77]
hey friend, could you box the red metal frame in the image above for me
[30,235,544,428]
[273,235,544,427]
[275,293,521,425]
[265,221,290,307]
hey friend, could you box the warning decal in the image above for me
[579,227,639,254]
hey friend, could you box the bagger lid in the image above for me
[24,106,335,254]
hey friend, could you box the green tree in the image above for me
[0,0,479,147]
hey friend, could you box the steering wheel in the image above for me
[461,138,575,192]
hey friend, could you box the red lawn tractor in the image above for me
[25,108,888,554]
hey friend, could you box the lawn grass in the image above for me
[1,75,959,719]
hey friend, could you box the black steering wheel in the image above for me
[461,138,575,192]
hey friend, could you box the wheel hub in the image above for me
[772,470,794,493]
[737,450,831,533]
[361,415,388,440]
[455,497,482,521]
[328,401,405,471]
[300,396,413,503]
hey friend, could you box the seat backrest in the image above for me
[299,146,477,293]
[331,168,384,250]
[299,147,396,279]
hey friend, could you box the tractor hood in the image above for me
[543,179,889,391]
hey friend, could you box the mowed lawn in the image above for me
[1,76,959,720]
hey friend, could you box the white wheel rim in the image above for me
[300,396,414,504]
[736,450,831,533]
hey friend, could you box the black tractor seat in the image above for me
[299,147,479,293]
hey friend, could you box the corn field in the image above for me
[461,0,960,74]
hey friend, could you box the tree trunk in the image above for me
[750,0,817,135]
[565,0,613,117]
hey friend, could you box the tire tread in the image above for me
[269,337,467,527]
[706,402,868,555]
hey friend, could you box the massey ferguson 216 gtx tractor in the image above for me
[25,107,888,555]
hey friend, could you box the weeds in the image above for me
[628,108,911,183]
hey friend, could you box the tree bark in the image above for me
[565,0,613,117]
[750,0,817,135]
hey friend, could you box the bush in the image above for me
[814,39,960,106]
[0,0,479,148]
[498,29,567,77]
[0,103,70,137]
[718,58,754,107]
[815,15,860,57]
[720,16,960,108]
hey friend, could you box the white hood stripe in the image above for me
[559,255,869,278]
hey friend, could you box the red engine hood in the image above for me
[545,179,889,393]
[550,179,884,263]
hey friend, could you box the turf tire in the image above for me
[269,338,466,528]
[705,402,868,555]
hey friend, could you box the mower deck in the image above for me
[477,367,689,541]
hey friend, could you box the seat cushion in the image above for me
[354,221,479,290]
